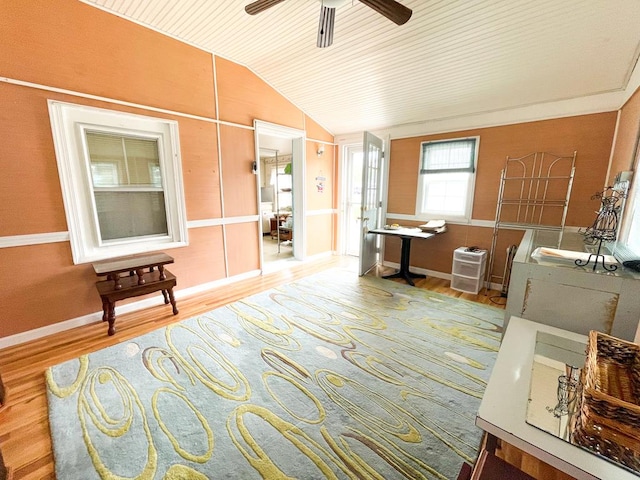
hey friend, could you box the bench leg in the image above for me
[167,288,179,315]
[101,299,109,322]
[107,302,116,336]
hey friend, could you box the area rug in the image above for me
[46,268,504,479]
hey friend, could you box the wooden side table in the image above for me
[93,252,179,336]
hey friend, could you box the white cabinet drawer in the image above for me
[453,259,486,278]
[451,275,483,294]
[453,247,487,263]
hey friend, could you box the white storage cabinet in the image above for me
[451,247,487,294]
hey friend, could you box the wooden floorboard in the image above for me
[0,256,574,479]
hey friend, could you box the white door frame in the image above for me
[337,132,391,259]
[254,120,306,270]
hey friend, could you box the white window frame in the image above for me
[415,136,479,222]
[48,101,188,264]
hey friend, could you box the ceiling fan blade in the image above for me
[245,0,286,15]
[358,0,412,25]
[317,5,335,48]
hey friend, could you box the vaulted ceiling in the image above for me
[83,0,640,136]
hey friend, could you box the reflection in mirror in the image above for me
[526,332,585,441]
[526,331,640,476]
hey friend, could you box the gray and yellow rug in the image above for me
[46,269,503,479]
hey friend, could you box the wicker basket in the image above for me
[573,403,640,472]
[581,330,640,439]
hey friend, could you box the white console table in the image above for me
[476,316,637,480]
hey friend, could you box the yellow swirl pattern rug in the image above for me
[46,269,503,479]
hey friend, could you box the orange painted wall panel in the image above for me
[0,0,216,119]
[306,214,333,257]
[305,115,334,142]
[170,227,226,288]
[180,119,222,221]
[226,222,260,277]
[610,87,640,178]
[0,83,69,236]
[387,139,420,214]
[219,125,259,217]
[388,113,617,227]
[305,141,334,211]
[2,242,98,337]
[216,57,304,129]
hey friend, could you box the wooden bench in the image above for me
[93,252,178,336]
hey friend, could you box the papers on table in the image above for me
[418,219,447,234]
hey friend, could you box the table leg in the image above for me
[162,289,170,304]
[107,302,116,336]
[382,237,426,286]
[483,432,499,454]
[167,288,179,315]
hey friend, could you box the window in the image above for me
[619,166,640,256]
[416,137,478,221]
[48,101,188,264]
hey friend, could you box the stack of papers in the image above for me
[418,220,447,233]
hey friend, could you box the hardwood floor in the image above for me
[0,256,572,479]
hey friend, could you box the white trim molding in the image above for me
[0,231,70,248]
[384,213,495,228]
[0,216,264,249]
[305,209,337,216]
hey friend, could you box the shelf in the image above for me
[487,151,577,293]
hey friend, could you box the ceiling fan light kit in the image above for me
[245,0,412,48]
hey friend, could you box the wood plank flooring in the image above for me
[0,256,573,479]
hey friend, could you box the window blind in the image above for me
[420,139,476,174]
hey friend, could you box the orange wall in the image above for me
[0,0,216,119]
[216,57,304,130]
[385,113,617,277]
[0,0,334,338]
[305,140,336,256]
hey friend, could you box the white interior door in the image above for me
[359,131,384,276]
[344,145,364,256]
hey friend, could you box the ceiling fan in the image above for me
[245,0,412,48]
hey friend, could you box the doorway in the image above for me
[258,143,294,265]
[342,144,364,257]
[339,132,387,274]
[254,121,306,272]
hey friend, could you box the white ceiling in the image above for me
[83,0,640,136]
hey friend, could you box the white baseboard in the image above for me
[381,261,503,291]
[1,252,336,349]
[0,269,263,350]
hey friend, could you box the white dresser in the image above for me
[504,229,640,340]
